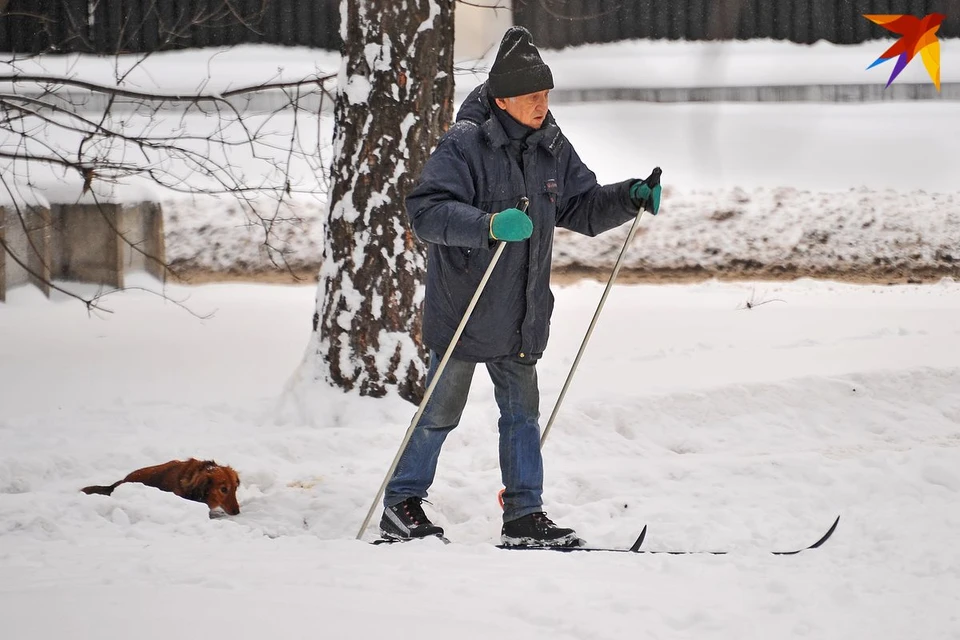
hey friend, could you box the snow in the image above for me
[3,37,960,639]
[3,276,960,639]
[160,100,960,276]
[343,72,373,104]
[538,38,960,89]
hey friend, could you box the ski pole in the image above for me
[539,167,660,447]
[356,198,530,540]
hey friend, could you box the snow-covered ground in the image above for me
[162,100,960,278]
[156,42,960,278]
[2,276,959,639]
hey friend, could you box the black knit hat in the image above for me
[488,26,554,99]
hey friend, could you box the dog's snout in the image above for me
[218,493,240,516]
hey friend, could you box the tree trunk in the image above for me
[311,0,455,403]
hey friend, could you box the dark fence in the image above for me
[0,0,340,54]
[515,0,960,48]
[4,1,959,54]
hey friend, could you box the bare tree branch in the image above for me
[456,0,510,9]
[535,0,622,21]
[1,4,336,310]
[0,73,334,103]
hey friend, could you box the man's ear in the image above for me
[494,97,508,110]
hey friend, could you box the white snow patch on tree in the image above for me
[418,0,441,33]
[343,74,372,105]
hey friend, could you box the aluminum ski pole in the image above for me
[357,198,530,540]
[539,168,660,447]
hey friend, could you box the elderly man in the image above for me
[380,26,661,547]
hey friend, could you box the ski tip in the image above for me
[774,515,841,555]
[629,525,647,553]
[806,515,840,550]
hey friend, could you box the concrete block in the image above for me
[26,206,52,296]
[0,205,52,299]
[51,203,123,288]
[118,201,166,282]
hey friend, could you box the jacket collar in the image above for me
[493,101,534,143]
[456,83,564,157]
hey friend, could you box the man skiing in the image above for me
[380,26,662,547]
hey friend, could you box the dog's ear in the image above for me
[180,461,215,504]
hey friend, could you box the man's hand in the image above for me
[490,207,533,241]
[629,166,662,215]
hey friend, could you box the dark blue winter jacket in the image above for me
[406,83,638,363]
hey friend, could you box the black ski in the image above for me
[497,528,647,554]
[371,516,840,554]
[496,516,840,555]
[372,533,451,546]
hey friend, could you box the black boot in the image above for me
[380,497,445,541]
[501,512,582,548]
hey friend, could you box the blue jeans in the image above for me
[384,351,544,523]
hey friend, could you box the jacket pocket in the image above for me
[542,178,561,205]
[439,245,472,274]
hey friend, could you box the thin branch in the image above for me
[456,0,510,9]
[739,288,787,310]
[0,149,98,171]
[742,298,786,310]
[536,0,623,21]
[0,74,335,103]
[0,95,265,147]
[80,284,217,320]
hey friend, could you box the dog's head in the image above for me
[184,461,241,515]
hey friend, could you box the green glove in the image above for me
[490,207,533,241]
[629,167,662,215]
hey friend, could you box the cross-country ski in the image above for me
[496,516,841,555]
[371,516,841,555]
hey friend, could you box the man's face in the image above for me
[495,90,550,129]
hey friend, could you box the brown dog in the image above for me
[82,458,240,515]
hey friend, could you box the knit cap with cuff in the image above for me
[488,26,554,99]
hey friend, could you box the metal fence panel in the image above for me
[4,1,957,54]
[513,0,960,48]
[0,0,340,54]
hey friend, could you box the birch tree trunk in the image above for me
[311,0,455,403]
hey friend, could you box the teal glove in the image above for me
[629,167,662,215]
[490,207,533,241]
